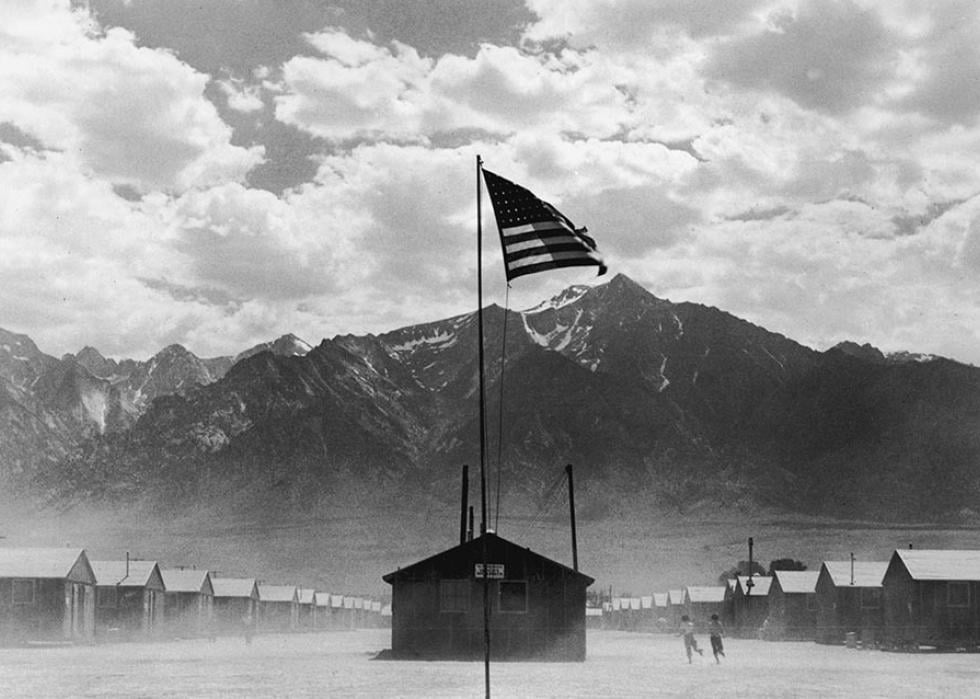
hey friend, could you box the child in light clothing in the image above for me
[678,614,704,663]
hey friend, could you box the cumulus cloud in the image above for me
[705,0,899,115]
[276,33,632,142]
[523,0,766,46]
[6,0,980,367]
[0,0,262,193]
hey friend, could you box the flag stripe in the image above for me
[500,221,577,238]
[504,231,584,253]
[507,257,605,280]
[482,168,606,282]
[506,241,601,263]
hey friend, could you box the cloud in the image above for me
[217,78,265,114]
[0,0,262,193]
[706,0,899,115]
[275,33,631,142]
[523,0,766,46]
[893,2,980,125]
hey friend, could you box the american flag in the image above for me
[482,169,606,282]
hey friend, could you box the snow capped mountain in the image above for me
[234,334,312,364]
[4,274,980,523]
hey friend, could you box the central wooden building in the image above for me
[383,532,593,661]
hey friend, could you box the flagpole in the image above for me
[477,154,487,535]
[476,153,491,699]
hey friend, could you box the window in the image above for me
[439,579,469,613]
[948,582,970,608]
[11,579,35,605]
[498,581,527,613]
[860,588,881,609]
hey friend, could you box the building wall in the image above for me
[213,597,256,635]
[259,601,297,632]
[687,601,726,630]
[391,574,587,660]
[0,578,85,644]
[883,568,980,649]
[164,592,213,637]
[769,588,817,641]
[732,592,769,638]
[94,585,158,638]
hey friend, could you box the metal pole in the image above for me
[747,537,754,594]
[476,154,491,699]
[566,464,578,572]
[477,154,487,535]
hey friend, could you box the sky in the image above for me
[2,1,980,365]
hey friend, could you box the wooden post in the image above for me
[460,465,469,546]
[566,464,578,572]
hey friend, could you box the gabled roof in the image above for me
[314,592,331,607]
[0,548,94,583]
[667,589,684,605]
[773,570,819,594]
[258,584,298,603]
[330,594,344,608]
[821,561,888,588]
[653,592,668,607]
[736,575,772,596]
[160,568,213,595]
[892,549,980,581]
[685,586,727,603]
[382,532,594,586]
[212,577,259,599]
[640,595,653,609]
[297,588,316,605]
[91,560,164,590]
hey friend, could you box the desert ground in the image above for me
[1,628,977,698]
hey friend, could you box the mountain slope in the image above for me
[9,274,980,523]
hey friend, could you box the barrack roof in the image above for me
[773,570,819,594]
[160,568,212,594]
[91,560,162,588]
[685,585,727,603]
[821,561,887,588]
[0,547,91,581]
[258,584,298,603]
[893,549,980,581]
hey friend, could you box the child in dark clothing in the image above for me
[708,613,726,663]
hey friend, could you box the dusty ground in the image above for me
[1,629,978,698]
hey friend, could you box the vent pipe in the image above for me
[747,538,755,595]
[460,465,469,546]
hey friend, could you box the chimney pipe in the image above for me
[460,465,469,546]
[468,506,474,542]
[566,464,578,572]
[747,537,755,595]
[850,552,855,586]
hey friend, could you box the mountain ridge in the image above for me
[3,274,979,524]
